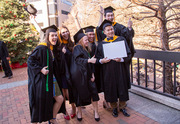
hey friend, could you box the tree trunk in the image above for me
[159,0,173,94]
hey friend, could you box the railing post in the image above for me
[153,60,156,90]
[137,58,140,85]
[145,59,148,87]
[173,63,176,96]
[131,61,133,84]
[163,61,165,93]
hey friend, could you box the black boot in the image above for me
[120,108,130,117]
[112,108,118,117]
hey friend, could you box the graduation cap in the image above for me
[104,6,115,14]
[99,19,112,31]
[42,25,58,34]
[24,4,37,16]
[73,29,86,44]
[82,26,95,33]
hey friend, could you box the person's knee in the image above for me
[56,95,64,104]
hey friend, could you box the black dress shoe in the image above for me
[94,111,100,122]
[8,76,13,79]
[77,112,82,121]
[77,117,82,121]
[112,108,118,117]
[2,75,8,78]
[95,117,100,122]
[120,108,130,117]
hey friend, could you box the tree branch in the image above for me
[134,42,162,49]
[166,12,180,19]
[169,36,180,39]
[131,0,158,11]
[168,29,180,36]
[164,0,177,9]
[170,46,180,51]
[167,17,180,22]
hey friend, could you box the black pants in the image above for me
[2,59,13,76]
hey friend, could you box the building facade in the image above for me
[27,0,73,28]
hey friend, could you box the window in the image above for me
[49,17,58,26]
[61,0,72,6]
[61,10,69,15]
[48,4,57,15]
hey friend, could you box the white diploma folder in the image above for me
[102,40,127,59]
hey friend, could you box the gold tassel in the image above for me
[95,28,98,42]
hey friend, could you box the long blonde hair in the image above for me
[78,36,92,53]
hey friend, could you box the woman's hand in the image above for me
[41,66,49,75]
[88,55,97,64]
[113,58,121,62]
[91,73,95,82]
[101,57,111,64]
[62,47,66,54]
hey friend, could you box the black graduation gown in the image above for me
[52,56,66,114]
[96,22,136,89]
[90,42,102,93]
[58,44,75,104]
[27,45,53,123]
[96,36,131,102]
[70,45,99,107]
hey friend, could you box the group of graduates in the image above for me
[27,5,135,124]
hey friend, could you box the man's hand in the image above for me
[113,58,121,62]
[41,66,49,75]
[101,57,111,64]
[98,6,104,15]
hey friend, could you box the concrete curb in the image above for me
[129,85,180,111]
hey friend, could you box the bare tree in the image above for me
[129,0,180,94]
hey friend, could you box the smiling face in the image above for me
[60,28,70,40]
[49,32,57,46]
[83,36,89,47]
[105,12,114,22]
[87,32,95,42]
[103,25,114,38]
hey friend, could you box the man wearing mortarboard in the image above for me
[96,19,131,118]
[97,6,135,57]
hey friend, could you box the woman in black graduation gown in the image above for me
[27,25,64,124]
[57,25,76,120]
[70,29,100,122]
[96,20,132,118]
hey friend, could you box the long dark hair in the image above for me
[60,25,74,52]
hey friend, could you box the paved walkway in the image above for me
[0,67,179,124]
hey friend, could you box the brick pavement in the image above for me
[0,67,159,124]
[0,67,28,85]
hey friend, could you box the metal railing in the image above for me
[131,49,180,100]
